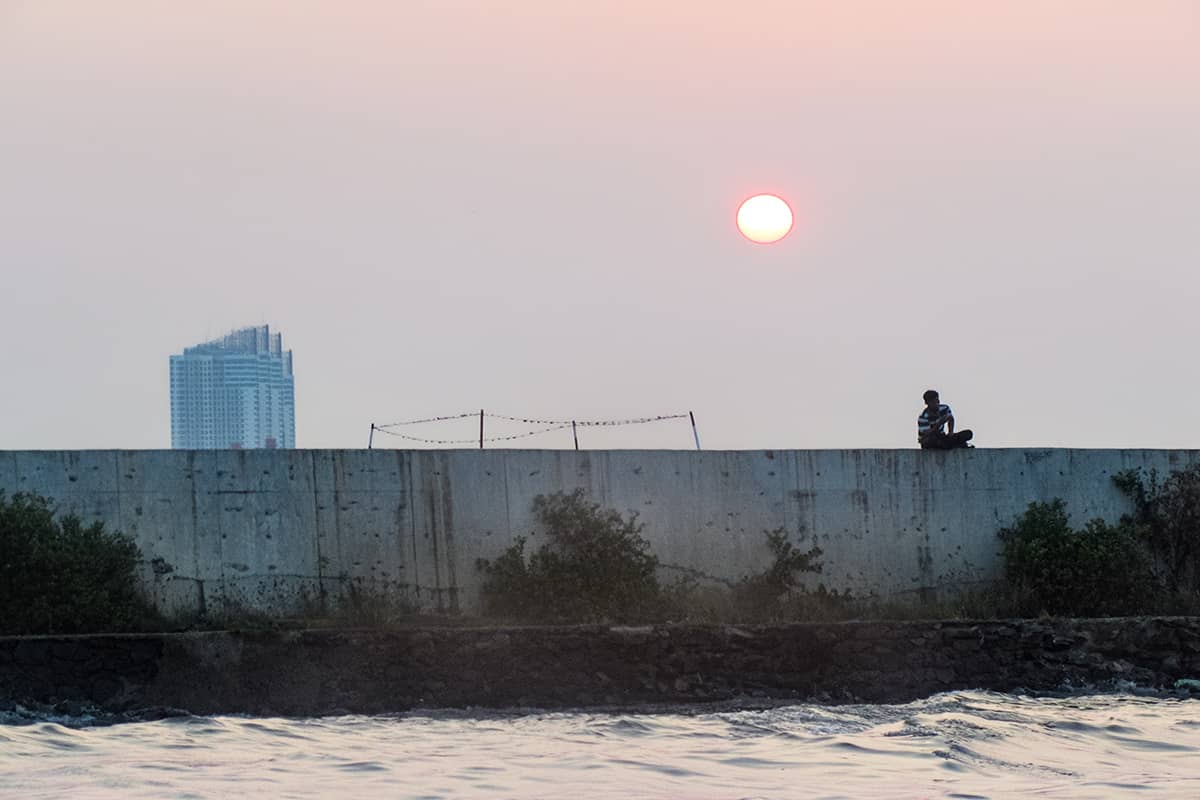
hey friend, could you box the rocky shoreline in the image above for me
[2,618,1199,717]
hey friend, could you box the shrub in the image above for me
[331,579,418,628]
[477,490,661,622]
[0,491,156,634]
[998,499,1154,617]
[732,528,824,620]
[1114,465,1200,595]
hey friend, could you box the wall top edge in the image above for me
[3,448,1200,456]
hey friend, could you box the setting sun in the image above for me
[736,194,793,244]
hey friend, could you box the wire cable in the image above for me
[374,412,479,429]
[484,412,689,427]
[373,423,572,445]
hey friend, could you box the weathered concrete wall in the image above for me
[4,619,1200,715]
[2,449,1197,617]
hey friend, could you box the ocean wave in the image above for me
[1,691,1198,798]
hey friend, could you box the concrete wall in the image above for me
[2,449,1197,617]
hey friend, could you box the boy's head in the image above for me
[922,389,940,407]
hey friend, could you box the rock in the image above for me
[473,633,510,652]
[5,619,1200,714]
[12,640,50,666]
[610,626,655,639]
[89,675,124,703]
[51,642,79,660]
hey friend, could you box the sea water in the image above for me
[1,692,1198,798]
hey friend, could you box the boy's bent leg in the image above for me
[950,430,974,448]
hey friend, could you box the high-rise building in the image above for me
[169,325,296,449]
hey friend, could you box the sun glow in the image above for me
[736,194,794,244]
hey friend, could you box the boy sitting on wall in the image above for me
[918,389,974,450]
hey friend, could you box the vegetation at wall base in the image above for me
[731,528,825,620]
[1114,465,1200,597]
[327,578,419,628]
[996,465,1200,618]
[998,499,1154,617]
[477,489,661,623]
[0,491,159,635]
[478,491,832,624]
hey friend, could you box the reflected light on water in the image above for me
[2,691,1198,798]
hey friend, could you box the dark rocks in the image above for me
[2,617,1200,716]
[13,640,50,666]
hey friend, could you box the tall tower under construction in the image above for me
[169,325,296,449]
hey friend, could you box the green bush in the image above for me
[1115,465,1200,595]
[0,491,155,634]
[477,490,661,622]
[732,528,824,620]
[998,499,1154,616]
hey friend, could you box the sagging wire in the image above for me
[368,409,700,450]
[374,412,479,429]
[373,423,572,446]
[484,412,690,427]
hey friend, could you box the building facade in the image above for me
[169,325,296,449]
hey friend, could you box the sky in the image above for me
[2,1,1198,451]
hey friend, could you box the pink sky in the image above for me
[2,1,1198,449]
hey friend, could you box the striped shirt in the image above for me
[917,404,952,442]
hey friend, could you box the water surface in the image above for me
[2,692,1197,798]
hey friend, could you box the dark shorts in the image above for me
[920,430,974,450]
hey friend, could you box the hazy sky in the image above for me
[2,1,1198,451]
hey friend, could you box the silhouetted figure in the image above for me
[918,389,973,449]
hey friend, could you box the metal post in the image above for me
[689,411,701,450]
[368,423,375,449]
[572,420,579,450]
[479,409,485,449]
